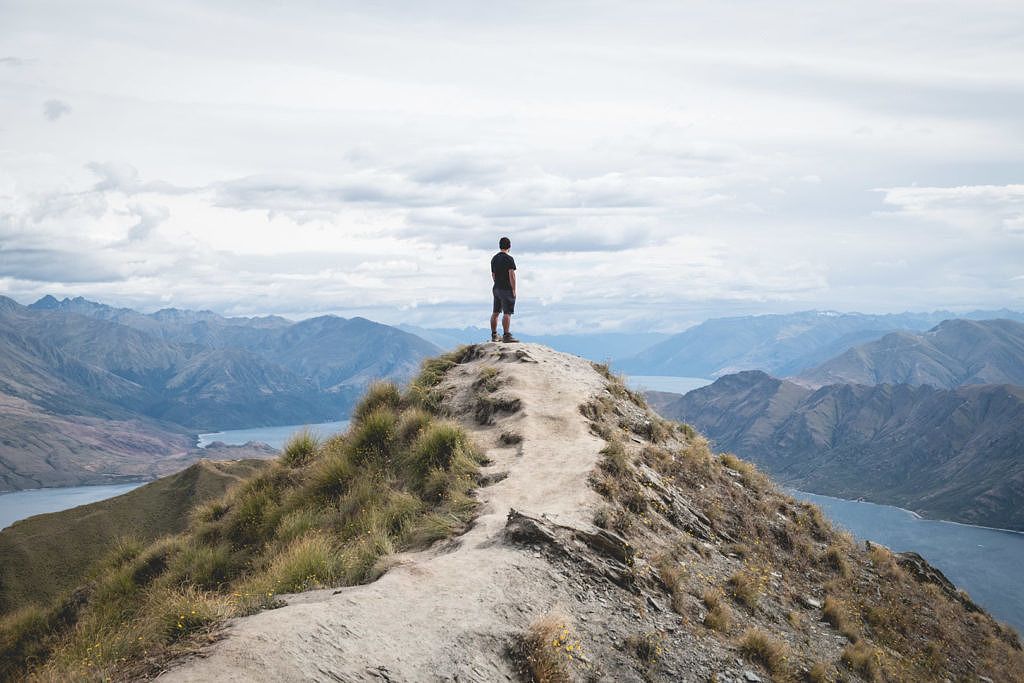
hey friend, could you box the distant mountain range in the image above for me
[618,309,1024,378]
[0,295,438,490]
[796,318,1024,388]
[650,318,1024,530]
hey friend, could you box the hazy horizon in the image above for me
[2,1,1022,333]
[9,291,1023,336]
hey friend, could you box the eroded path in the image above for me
[160,343,608,682]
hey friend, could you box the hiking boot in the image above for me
[502,333,519,343]
[490,332,499,342]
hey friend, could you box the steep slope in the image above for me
[0,459,270,614]
[618,309,1024,378]
[797,318,1024,388]
[149,345,1021,683]
[657,372,1024,530]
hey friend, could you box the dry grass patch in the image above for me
[728,567,767,611]
[627,630,665,668]
[840,641,887,682]
[822,596,860,642]
[737,627,792,680]
[701,589,732,633]
[511,613,581,683]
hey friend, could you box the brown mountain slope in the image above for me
[0,459,270,615]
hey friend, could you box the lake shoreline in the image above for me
[786,488,1024,536]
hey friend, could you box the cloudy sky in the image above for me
[1,1,1022,332]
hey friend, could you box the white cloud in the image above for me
[0,0,1022,329]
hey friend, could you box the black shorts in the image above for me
[492,287,515,315]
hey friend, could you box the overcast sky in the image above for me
[1,1,1022,332]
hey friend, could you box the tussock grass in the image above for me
[702,589,732,633]
[598,439,629,476]
[627,630,665,667]
[3,353,483,681]
[840,641,886,682]
[738,627,792,680]
[720,453,770,491]
[822,543,852,579]
[352,381,402,422]
[511,613,578,683]
[806,661,833,683]
[728,568,765,611]
[280,428,321,467]
[822,596,859,642]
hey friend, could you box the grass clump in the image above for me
[840,641,887,682]
[352,381,402,422]
[627,630,664,667]
[728,567,766,610]
[598,439,629,477]
[822,596,859,642]
[280,428,321,467]
[702,589,732,633]
[511,613,580,683]
[738,627,792,680]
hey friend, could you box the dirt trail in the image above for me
[159,343,608,682]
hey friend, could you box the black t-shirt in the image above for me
[491,252,516,290]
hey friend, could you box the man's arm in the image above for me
[509,269,517,297]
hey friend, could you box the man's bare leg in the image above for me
[490,311,499,339]
[502,313,511,336]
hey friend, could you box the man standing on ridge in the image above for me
[490,236,518,343]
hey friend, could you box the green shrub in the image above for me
[599,439,629,476]
[347,406,399,466]
[397,408,432,444]
[306,448,355,500]
[260,533,340,593]
[352,381,402,422]
[280,428,321,467]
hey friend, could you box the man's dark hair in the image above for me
[499,236,511,250]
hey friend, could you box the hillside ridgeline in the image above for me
[3,345,1017,681]
[796,318,1024,388]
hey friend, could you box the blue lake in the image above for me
[0,483,144,531]
[198,419,351,450]
[790,489,1024,634]
[625,375,712,395]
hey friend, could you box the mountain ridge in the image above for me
[796,318,1024,388]
[618,309,1024,378]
